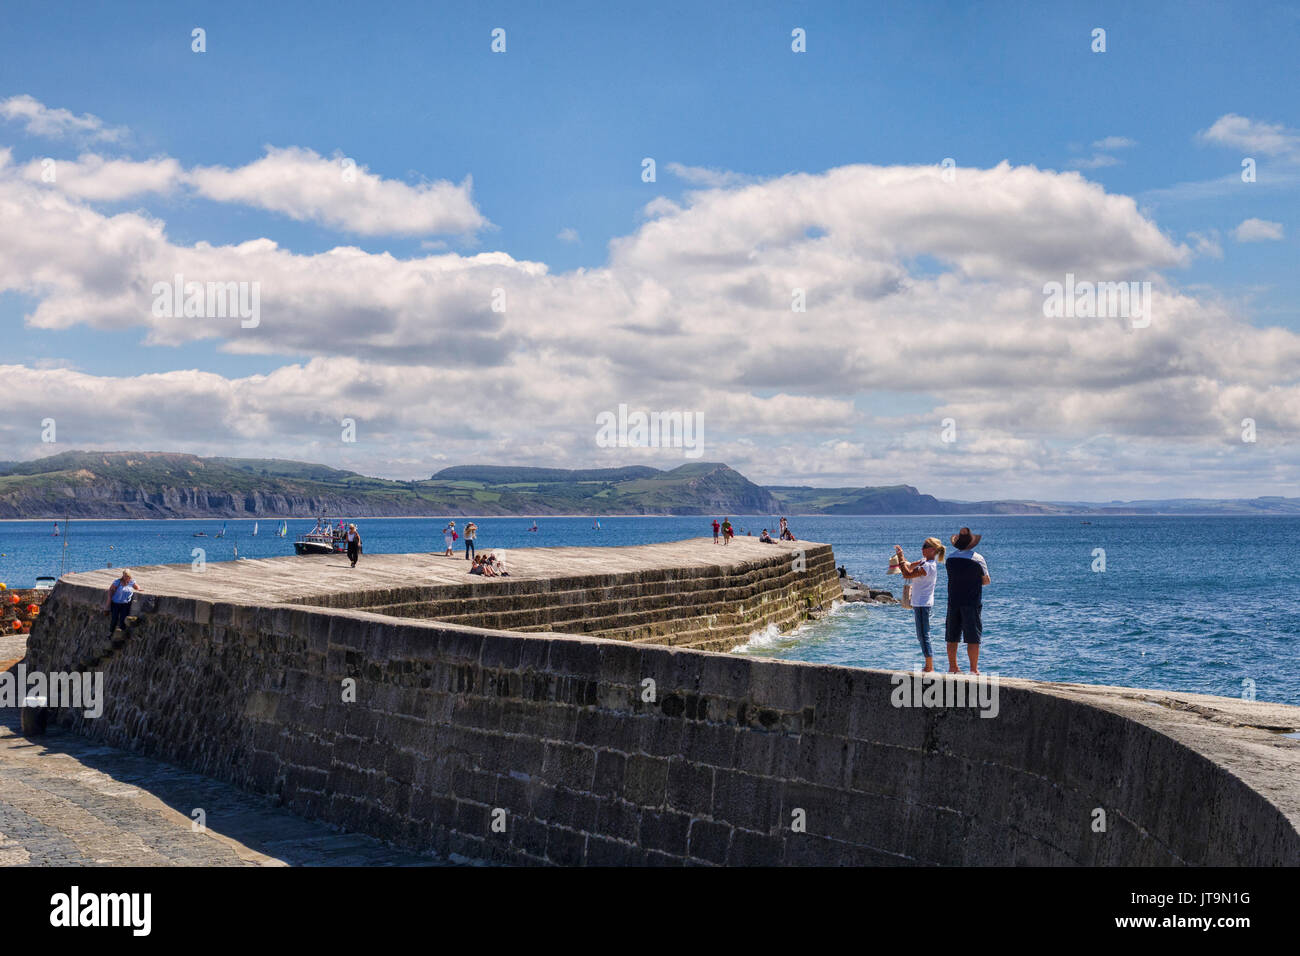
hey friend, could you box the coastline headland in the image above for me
[24,537,1300,866]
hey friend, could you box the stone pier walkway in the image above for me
[64,536,813,604]
[0,703,446,866]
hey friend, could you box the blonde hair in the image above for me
[923,538,946,563]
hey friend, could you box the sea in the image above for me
[3,514,1297,705]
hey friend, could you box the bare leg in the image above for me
[968,643,980,674]
[946,642,961,673]
[922,656,934,673]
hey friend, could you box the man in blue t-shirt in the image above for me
[944,528,990,674]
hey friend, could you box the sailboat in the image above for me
[252,521,259,537]
[593,520,600,530]
[277,521,288,538]
[215,523,227,539]
[52,522,60,536]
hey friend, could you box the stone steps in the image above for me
[345,549,839,647]
[367,559,834,625]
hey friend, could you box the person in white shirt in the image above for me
[894,538,946,672]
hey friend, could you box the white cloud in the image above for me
[187,146,488,236]
[1091,136,1136,151]
[0,94,126,143]
[3,155,1299,497]
[1068,154,1121,169]
[1233,218,1285,242]
[19,153,183,200]
[10,142,489,236]
[556,227,580,243]
[1187,230,1223,259]
[1199,114,1300,160]
[665,162,757,188]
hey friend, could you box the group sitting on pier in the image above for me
[468,553,509,577]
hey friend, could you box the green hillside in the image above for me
[2,451,1296,518]
[0,452,779,518]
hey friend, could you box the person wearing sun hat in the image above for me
[943,527,990,674]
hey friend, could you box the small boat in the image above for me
[528,521,539,532]
[294,518,350,556]
[192,532,208,537]
[34,576,56,591]
[214,523,227,539]
[276,521,288,538]
[252,522,259,537]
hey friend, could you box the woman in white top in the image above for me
[442,521,456,557]
[895,538,945,672]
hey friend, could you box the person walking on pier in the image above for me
[104,570,142,637]
[464,522,477,561]
[721,518,733,544]
[712,518,720,544]
[442,521,456,557]
[944,527,990,674]
[345,524,362,568]
[894,538,945,672]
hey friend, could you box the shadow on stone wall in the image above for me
[25,582,1300,866]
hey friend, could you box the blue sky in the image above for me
[0,0,1297,498]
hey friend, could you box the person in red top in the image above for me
[712,518,721,544]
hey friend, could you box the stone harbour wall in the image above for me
[297,543,843,652]
[26,577,1300,866]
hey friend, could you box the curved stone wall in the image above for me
[294,541,842,651]
[27,575,1300,866]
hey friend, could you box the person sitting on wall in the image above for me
[490,553,509,576]
[759,529,775,543]
[468,555,486,575]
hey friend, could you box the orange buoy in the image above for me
[10,620,21,631]
[27,604,40,614]
[8,594,19,604]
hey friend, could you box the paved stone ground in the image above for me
[63,536,814,605]
[0,703,448,866]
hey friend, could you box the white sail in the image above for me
[253,522,259,536]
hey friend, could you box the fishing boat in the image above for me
[294,519,350,556]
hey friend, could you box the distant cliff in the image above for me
[2,450,1297,518]
[0,452,780,518]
